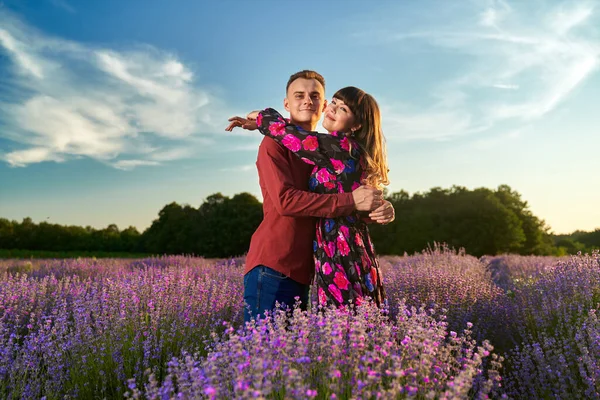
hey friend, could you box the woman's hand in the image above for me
[225,116,259,131]
[368,200,395,225]
[246,110,260,121]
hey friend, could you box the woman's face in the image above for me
[322,98,359,134]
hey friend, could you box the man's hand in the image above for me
[369,200,395,225]
[352,185,383,211]
[225,116,258,132]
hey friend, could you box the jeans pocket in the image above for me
[259,266,288,281]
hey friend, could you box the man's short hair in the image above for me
[286,70,326,94]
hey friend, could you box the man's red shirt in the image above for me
[245,136,355,285]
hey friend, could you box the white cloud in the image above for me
[371,1,600,142]
[0,28,45,78]
[0,10,229,168]
[49,0,76,13]
[479,0,512,28]
[492,83,519,89]
[4,147,64,167]
[220,164,255,172]
[112,159,161,170]
[380,102,473,141]
[548,3,594,35]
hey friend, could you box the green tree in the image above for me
[493,185,553,255]
[370,185,550,257]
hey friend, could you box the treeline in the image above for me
[370,185,554,256]
[553,230,600,255]
[0,192,263,258]
[1,185,598,258]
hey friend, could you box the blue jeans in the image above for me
[243,265,310,323]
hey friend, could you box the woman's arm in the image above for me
[256,108,359,172]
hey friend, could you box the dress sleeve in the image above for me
[257,137,356,218]
[256,108,359,173]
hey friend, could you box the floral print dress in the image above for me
[256,108,386,308]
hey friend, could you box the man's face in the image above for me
[284,78,327,129]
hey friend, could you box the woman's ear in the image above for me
[352,123,362,133]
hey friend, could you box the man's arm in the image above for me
[258,138,381,218]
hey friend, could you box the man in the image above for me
[226,70,395,322]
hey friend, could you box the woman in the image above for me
[232,86,389,308]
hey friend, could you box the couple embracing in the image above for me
[226,70,395,322]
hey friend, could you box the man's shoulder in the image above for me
[259,135,279,148]
[258,136,287,156]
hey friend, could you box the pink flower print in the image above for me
[328,284,344,304]
[340,137,350,151]
[339,225,350,239]
[370,267,379,286]
[337,235,350,256]
[322,261,333,275]
[353,281,363,296]
[282,134,301,152]
[354,295,363,306]
[330,159,344,174]
[362,254,372,269]
[324,181,335,190]
[333,271,350,290]
[268,121,286,136]
[330,131,339,137]
[355,233,364,248]
[351,181,360,191]
[315,259,321,272]
[318,287,327,304]
[316,228,324,245]
[316,168,331,183]
[337,182,343,192]
[256,113,263,126]
[311,165,319,174]
[302,136,319,151]
[301,157,315,165]
[324,241,336,258]
[353,262,362,277]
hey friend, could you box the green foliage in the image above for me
[551,228,599,255]
[0,217,143,254]
[2,185,593,257]
[142,192,263,257]
[0,192,263,258]
[0,249,149,259]
[369,185,555,257]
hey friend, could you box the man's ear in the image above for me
[322,99,328,112]
[283,97,290,112]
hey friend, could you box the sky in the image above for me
[0,0,599,235]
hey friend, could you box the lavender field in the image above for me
[0,247,599,399]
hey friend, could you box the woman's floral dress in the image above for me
[256,108,386,308]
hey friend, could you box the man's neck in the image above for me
[290,119,317,132]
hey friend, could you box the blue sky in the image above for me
[0,0,598,235]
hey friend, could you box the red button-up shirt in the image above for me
[245,136,355,285]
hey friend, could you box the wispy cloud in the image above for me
[0,10,230,167]
[370,1,600,141]
[113,159,160,171]
[219,164,255,172]
[492,83,519,90]
[48,0,75,14]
